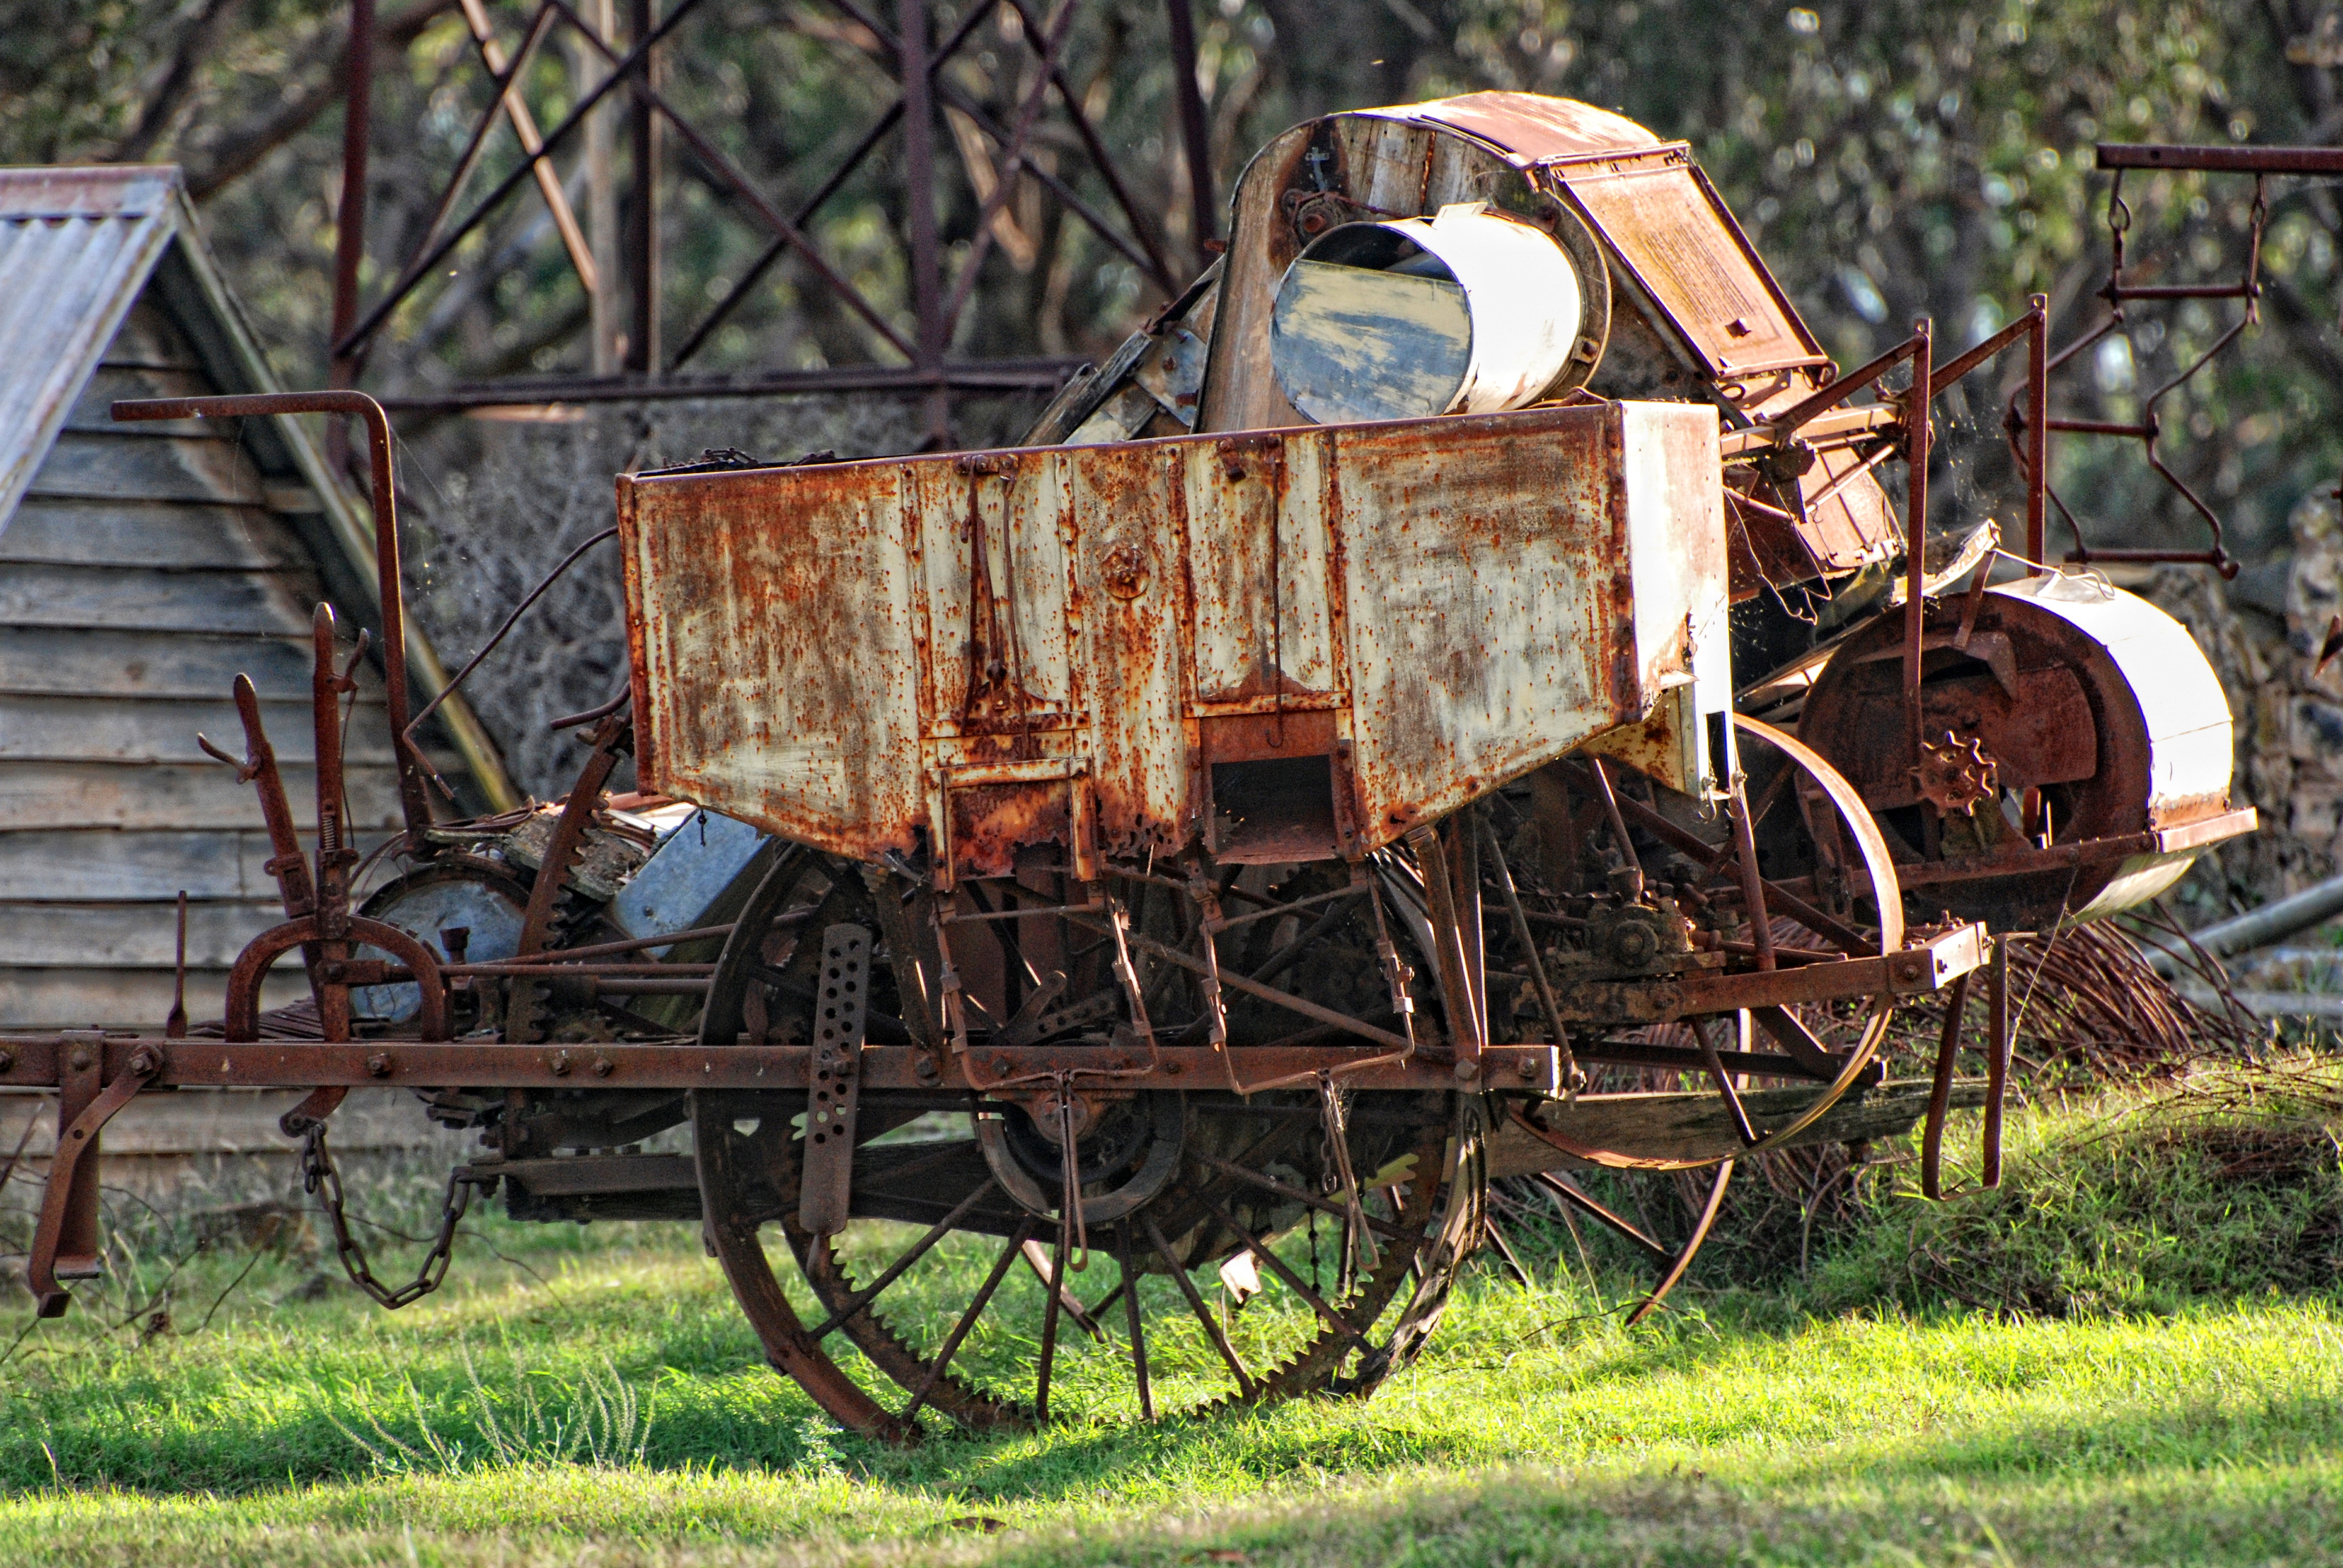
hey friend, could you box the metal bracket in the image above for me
[29,1038,161,1317]
[798,924,871,1236]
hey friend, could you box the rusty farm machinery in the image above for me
[5,93,2268,1437]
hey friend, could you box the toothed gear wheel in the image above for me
[1910,730,2000,816]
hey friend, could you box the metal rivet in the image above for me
[365,1052,393,1079]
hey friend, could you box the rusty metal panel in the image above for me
[906,453,1078,744]
[1181,434,1339,705]
[1362,91,1663,166]
[625,400,1727,871]
[1550,155,1824,385]
[1066,443,1193,856]
[621,458,926,860]
[1333,401,1725,837]
[0,167,178,532]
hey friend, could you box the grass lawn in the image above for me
[1,1061,2338,1566]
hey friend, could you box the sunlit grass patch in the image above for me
[0,1059,2336,1565]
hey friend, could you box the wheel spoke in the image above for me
[1021,1238,1107,1342]
[1192,1192,1371,1352]
[903,1215,1036,1424]
[805,1177,998,1340]
[1115,1225,1155,1421]
[1034,1226,1069,1421]
[1531,1172,1673,1268]
[1142,1213,1256,1396]
[1188,1149,1404,1240]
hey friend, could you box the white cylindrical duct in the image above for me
[1270,203,1587,425]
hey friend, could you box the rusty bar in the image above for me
[994,0,1179,293]
[438,962,716,976]
[114,392,433,841]
[1903,318,1932,777]
[1919,970,1974,1200]
[1404,826,1484,1068]
[938,0,1079,336]
[27,1034,108,1316]
[1984,933,2009,1188]
[1573,1038,1833,1082]
[625,0,660,376]
[1480,813,1575,1082]
[1584,757,1642,901]
[1450,815,1487,1050]
[2097,142,2343,174]
[2027,292,2048,570]
[332,0,707,358]
[1164,0,1216,266]
[376,358,1082,410]
[405,6,562,299]
[897,0,948,442]
[2046,418,2155,437]
[329,0,375,388]
[465,922,739,962]
[224,677,319,921]
[2062,546,2230,566]
[310,605,356,1044]
[1760,333,1922,443]
[455,0,598,294]
[2108,283,2254,301]
[0,1037,1558,1094]
[1925,305,2042,398]
[1725,773,1775,971]
[1670,924,1984,1013]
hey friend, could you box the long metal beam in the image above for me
[373,356,1084,410]
[0,1036,1562,1094]
[2099,142,2343,174]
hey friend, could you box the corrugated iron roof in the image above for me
[0,161,519,810]
[0,166,181,529]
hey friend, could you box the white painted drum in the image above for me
[1270,204,1586,424]
[1989,570,2238,923]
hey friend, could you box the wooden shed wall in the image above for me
[0,293,404,1029]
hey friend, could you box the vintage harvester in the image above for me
[5,93,2252,1437]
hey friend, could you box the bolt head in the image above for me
[68,1045,93,1071]
[365,1052,393,1079]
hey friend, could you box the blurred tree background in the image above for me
[5,0,2342,905]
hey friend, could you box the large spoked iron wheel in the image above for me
[691,846,1485,1439]
[1484,716,1908,1316]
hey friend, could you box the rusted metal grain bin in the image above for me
[621,400,1729,884]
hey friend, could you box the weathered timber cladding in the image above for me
[0,164,511,1050]
[2,296,398,1027]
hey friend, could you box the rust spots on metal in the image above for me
[619,401,1728,878]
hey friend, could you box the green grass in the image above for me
[1,1060,2339,1566]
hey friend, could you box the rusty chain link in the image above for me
[299,1123,482,1309]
